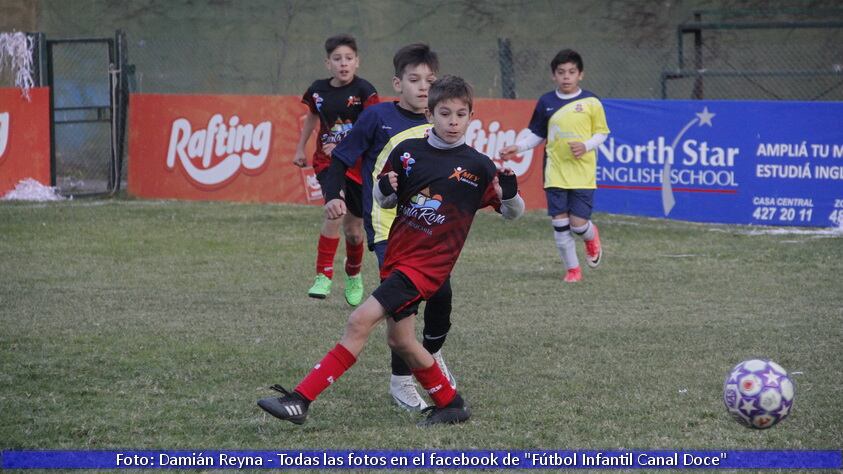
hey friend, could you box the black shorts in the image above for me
[316,170,363,218]
[371,271,423,322]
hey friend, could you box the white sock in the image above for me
[552,218,579,269]
[571,221,595,241]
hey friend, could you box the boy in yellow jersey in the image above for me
[501,49,610,282]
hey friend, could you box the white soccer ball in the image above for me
[723,359,794,429]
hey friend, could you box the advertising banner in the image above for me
[0,87,51,195]
[127,94,842,227]
[127,95,545,207]
[598,100,843,227]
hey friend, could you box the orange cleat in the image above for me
[584,224,602,268]
[564,267,582,282]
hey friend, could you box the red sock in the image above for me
[316,235,340,279]
[294,344,357,401]
[345,241,364,276]
[412,361,457,408]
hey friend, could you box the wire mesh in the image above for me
[49,40,114,195]
[125,23,842,101]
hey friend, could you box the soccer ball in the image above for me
[723,359,794,429]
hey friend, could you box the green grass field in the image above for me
[1,199,841,451]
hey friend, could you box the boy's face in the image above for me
[393,63,436,113]
[325,45,359,85]
[427,98,472,144]
[552,62,583,95]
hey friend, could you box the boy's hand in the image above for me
[324,198,347,220]
[497,167,518,200]
[322,143,337,157]
[499,145,519,160]
[569,141,586,158]
[292,150,307,167]
[386,171,398,192]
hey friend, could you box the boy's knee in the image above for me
[346,311,372,338]
[345,231,363,246]
[386,331,413,354]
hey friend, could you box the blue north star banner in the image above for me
[597,100,843,227]
[2,450,841,469]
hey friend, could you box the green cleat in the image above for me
[307,274,332,299]
[344,274,364,306]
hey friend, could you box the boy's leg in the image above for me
[387,312,469,426]
[257,296,386,424]
[568,190,602,268]
[547,189,580,282]
[373,241,428,411]
[422,278,455,388]
[342,178,366,306]
[388,280,455,408]
[308,172,342,298]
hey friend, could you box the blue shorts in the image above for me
[373,240,388,269]
[545,188,594,219]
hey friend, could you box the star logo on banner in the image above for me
[696,107,715,126]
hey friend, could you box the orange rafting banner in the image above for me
[0,88,51,195]
[127,93,547,208]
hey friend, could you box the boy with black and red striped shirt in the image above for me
[258,75,524,426]
[292,34,379,305]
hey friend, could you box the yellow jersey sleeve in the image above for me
[544,96,609,189]
[371,124,431,244]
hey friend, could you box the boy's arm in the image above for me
[499,99,547,158]
[293,111,319,167]
[481,167,524,220]
[331,107,378,169]
[570,100,611,158]
[322,108,380,219]
[496,169,524,220]
[322,158,348,219]
[372,147,400,209]
[373,171,398,209]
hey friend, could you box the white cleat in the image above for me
[389,375,428,412]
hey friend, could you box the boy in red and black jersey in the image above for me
[259,76,524,427]
[292,34,379,306]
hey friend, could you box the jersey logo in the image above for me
[312,93,324,111]
[400,152,415,176]
[346,96,362,107]
[574,103,584,112]
[402,187,446,227]
[448,166,480,187]
[410,187,442,210]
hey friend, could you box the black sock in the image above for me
[391,350,412,376]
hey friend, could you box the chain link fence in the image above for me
[124,13,843,101]
[49,40,115,195]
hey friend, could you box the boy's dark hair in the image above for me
[325,34,357,55]
[428,75,473,112]
[551,48,583,72]
[393,43,439,78]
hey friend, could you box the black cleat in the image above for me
[257,384,309,425]
[417,394,471,427]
